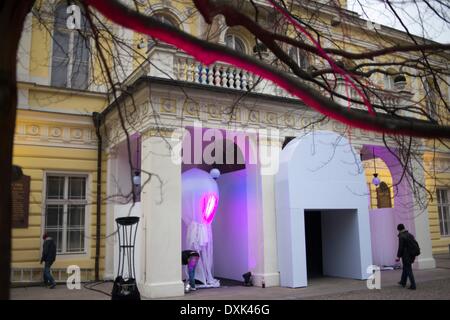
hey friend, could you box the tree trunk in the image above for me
[0,0,35,300]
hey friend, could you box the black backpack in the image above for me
[407,235,421,257]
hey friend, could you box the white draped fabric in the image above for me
[182,168,220,287]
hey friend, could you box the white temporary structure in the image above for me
[276,130,373,287]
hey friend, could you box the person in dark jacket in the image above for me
[182,250,200,291]
[41,233,57,289]
[395,224,417,290]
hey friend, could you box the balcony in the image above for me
[125,45,413,115]
[334,79,414,116]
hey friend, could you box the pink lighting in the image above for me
[201,193,218,224]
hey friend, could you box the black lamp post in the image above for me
[111,216,141,300]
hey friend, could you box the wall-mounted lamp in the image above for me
[133,171,141,187]
[210,168,221,180]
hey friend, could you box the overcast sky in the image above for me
[346,0,450,43]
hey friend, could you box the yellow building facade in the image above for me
[11,0,450,286]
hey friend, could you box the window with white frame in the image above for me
[437,189,450,236]
[423,78,439,121]
[44,174,88,254]
[51,3,90,90]
[225,34,246,53]
[147,12,180,51]
[384,74,395,90]
[288,46,309,70]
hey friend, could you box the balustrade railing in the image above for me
[144,46,410,112]
[175,56,256,91]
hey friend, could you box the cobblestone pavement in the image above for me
[11,255,450,300]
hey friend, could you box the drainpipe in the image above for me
[93,112,103,282]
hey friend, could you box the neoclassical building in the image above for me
[12,0,449,298]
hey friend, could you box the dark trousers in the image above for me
[400,262,416,288]
[43,261,56,286]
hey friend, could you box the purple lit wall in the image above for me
[212,169,249,281]
[369,208,398,266]
[362,145,415,267]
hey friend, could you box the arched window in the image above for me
[288,47,309,70]
[51,3,90,90]
[225,34,246,53]
[154,12,178,27]
[147,12,180,50]
[376,182,392,208]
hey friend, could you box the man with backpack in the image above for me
[395,224,420,290]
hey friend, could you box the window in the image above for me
[51,3,90,90]
[44,174,88,254]
[288,47,309,70]
[423,78,439,121]
[437,189,450,236]
[384,74,395,90]
[225,34,246,53]
[147,12,179,50]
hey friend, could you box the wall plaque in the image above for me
[12,175,30,228]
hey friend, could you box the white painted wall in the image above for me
[276,131,373,287]
[213,169,249,281]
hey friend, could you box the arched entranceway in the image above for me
[276,130,372,287]
[361,145,416,268]
[181,126,261,286]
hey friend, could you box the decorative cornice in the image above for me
[102,88,431,152]
[15,121,97,149]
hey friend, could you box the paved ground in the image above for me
[11,254,450,300]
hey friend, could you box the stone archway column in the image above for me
[411,154,436,269]
[250,133,281,287]
[139,131,184,298]
[104,148,118,280]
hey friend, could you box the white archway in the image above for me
[275,131,373,287]
[180,126,263,284]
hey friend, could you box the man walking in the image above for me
[41,233,57,289]
[396,224,419,290]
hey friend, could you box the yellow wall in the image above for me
[29,16,51,80]
[11,143,107,277]
[26,86,107,114]
[424,152,450,254]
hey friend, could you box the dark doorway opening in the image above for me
[304,211,323,278]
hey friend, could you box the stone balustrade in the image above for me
[175,56,257,91]
[145,46,412,114]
